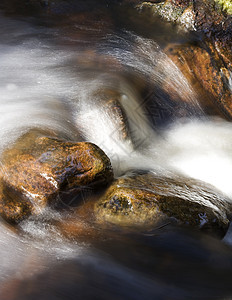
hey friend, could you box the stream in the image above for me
[0,1,232,299]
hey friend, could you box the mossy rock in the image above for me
[215,0,232,14]
[95,172,232,237]
[0,130,113,223]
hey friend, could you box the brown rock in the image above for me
[165,41,232,118]
[138,0,232,118]
[0,130,113,223]
[194,0,232,36]
[94,172,232,237]
[93,89,131,141]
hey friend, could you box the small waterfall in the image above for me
[0,10,232,298]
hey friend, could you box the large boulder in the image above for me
[0,130,113,223]
[94,172,232,237]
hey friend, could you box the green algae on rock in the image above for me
[213,0,232,14]
[94,172,232,237]
[0,130,113,223]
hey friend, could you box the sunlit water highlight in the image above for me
[0,11,232,298]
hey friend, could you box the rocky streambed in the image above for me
[0,0,231,299]
[1,128,232,238]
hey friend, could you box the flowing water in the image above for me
[0,2,232,299]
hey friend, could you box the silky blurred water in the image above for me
[0,3,232,299]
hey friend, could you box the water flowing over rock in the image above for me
[91,89,131,142]
[137,0,232,119]
[165,41,232,118]
[94,172,232,237]
[0,1,232,299]
[0,130,113,223]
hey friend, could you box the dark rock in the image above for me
[94,172,232,237]
[93,89,131,141]
[0,130,113,223]
[0,0,96,16]
[193,0,232,37]
[3,228,232,300]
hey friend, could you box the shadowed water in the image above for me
[0,2,232,299]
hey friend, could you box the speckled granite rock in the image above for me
[137,0,232,30]
[94,172,232,237]
[137,0,196,31]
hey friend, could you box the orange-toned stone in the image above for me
[94,173,232,237]
[0,130,113,223]
[165,42,232,119]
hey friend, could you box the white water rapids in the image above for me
[0,11,232,298]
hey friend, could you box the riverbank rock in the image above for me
[94,172,232,237]
[165,41,232,118]
[0,130,113,223]
[137,0,232,31]
[137,0,196,31]
[137,0,232,119]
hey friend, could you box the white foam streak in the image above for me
[159,119,232,198]
[0,19,230,198]
[0,12,232,279]
[103,33,200,109]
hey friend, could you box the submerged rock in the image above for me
[94,172,232,237]
[0,130,113,223]
[94,89,131,142]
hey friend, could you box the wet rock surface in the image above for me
[165,41,232,118]
[0,130,113,223]
[138,0,232,119]
[94,89,131,142]
[0,2,231,300]
[94,172,232,237]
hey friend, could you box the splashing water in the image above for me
[0,9,232,298]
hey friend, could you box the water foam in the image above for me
[0,11,232,281]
